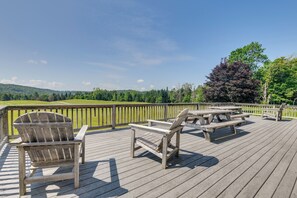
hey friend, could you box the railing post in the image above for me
[0,107,9,150]
[164,104,168,121]
[197,103,200,110]
[112,105,116,129]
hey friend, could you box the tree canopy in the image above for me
[258,57,297,104]
[228,42,269,71]
[204,60,259,103]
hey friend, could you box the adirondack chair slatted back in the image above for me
[14,112,75,164]
[169,108,189,130]
[157,108,188,151]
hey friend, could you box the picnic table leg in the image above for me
[216,115,223,122]
[203,130,212,142]
[238,109,245,120]
[226,113,237,133]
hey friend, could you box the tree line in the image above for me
[0,84,201,103]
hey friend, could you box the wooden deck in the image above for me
[1,116,297,197]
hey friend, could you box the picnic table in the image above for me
[186,109,245,142]
[187,109,234,125]
[209,106,251,120]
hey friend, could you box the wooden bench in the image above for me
[201,120,245,142]
[262,103,286,121]
[230,113,252,119]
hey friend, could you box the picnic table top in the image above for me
[209,106,242,110]
[188,109,233,116]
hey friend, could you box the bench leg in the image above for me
[230,125,237,134]
[203,131,212,142]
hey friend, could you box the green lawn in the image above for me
[0,99,146,106]
[0,99,151,136]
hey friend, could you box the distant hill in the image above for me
[0,83,63,95]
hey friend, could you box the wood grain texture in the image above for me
[13,111,87,196]
[1,116,297,198]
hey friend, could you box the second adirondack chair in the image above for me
[129,108,188,169]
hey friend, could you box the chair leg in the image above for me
[82,137,85,164]
[131,129,136,158]
[175,130,180,157]
[162,136,168,169]
[74,144,80,188]
[18,147,26,196]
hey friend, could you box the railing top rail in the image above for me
[6,103,201,110]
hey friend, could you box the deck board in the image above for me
[1,117,297,197]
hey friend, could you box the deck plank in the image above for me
[1,117,297,198]
[143,121,291,198]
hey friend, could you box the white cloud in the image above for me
[28,80,64,89]
[27,59,48,65]
[150,84,154,89]
[82,81,91,86]
[137,79,144,83]
[40,60,48,64]
[0,76,64,89]
[0,76,18,84]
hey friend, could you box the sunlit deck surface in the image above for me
[1,116,297,198]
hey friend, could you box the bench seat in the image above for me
[230,113,251,119]
[201,120,245,141]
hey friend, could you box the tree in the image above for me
[194,85,206,102]
[228,42,269,71]
[204,60,259,103]
[260,57,297,104]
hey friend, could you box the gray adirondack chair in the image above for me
[129,108,189,169]
[262,103,286,121]
[13,112,88,196]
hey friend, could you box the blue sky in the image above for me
[0,0,296,91]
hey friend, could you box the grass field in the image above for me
[0,99,157,135]
[0,99,146,106]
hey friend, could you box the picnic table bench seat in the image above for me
[201,120,245,142]
[230,113,252,119]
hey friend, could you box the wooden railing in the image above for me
[0,106,8,150]
[2,102,297,140]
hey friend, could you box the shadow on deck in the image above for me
[1,116,297,198]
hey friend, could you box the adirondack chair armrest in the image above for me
[74,125,88,142]
[147,119,172,127]
[17,141,80,147]
[11,137,23,145]
[129,124,171,135]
